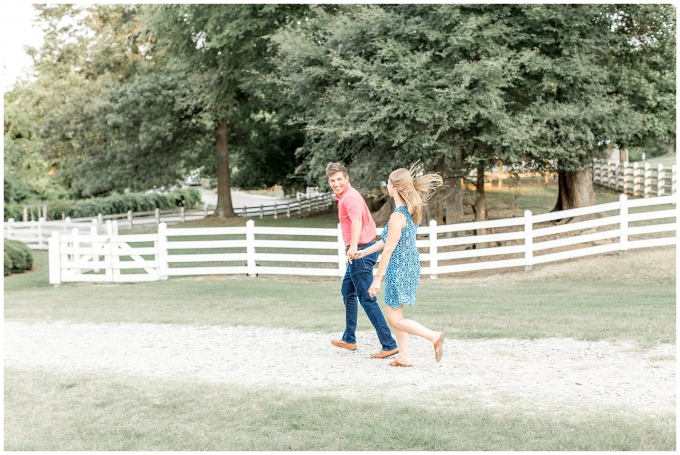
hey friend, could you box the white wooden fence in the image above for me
[6,193,335,250]
[47,194,676,285]
[593,161,677,197]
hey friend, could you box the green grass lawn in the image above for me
[5,367,674,451]
[6,246,675,344]
[636,153,677,168]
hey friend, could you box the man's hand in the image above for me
[346,245,358,263]
[368,277,381,298]
[349,250,366,261]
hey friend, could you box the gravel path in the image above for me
[5,321,675,411]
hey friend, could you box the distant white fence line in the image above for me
[5,193,334,250]
[593,161,677,197]
[46,194,676,285]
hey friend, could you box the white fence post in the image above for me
[128,210,133,229]
[657,164,665,197]
[524,210,533,271]
[98,213,103,224]
[259,204,264,219]
[286,202,291,218]
[7,218,14,239]
[91,224,100,273]
[72,228,81,275]
[672,165,677,195]
[622,161,630,194]
[619,194,628,253]
[158,222,169,280]
[606,160,612,188]
[337,223,346,277]
[429,219,438,279]
[246,219,257,277]
[633,162,640,197]
[204,202,208,217]
[105,220,114,281]
[181,206,185,223]
[112,221,121,281]
[644,163,651,198]
[38,217,44,249]
[65,217,71,233]
[49,231,61,285]
[155,208,160,226]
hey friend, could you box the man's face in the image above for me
[328,172,349,195]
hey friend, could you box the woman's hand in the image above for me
[350,250,366,260]
[368,277,381,298]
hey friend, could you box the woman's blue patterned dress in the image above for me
[380,205,420,308]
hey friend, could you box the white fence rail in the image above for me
[47,194,676,285]
[593,161,677,197]
[6,194,334,250]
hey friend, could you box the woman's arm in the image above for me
[352,240,385,259]
[368,212,406,298]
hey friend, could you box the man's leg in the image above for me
[350,255,398,352]
[340,265,358,344]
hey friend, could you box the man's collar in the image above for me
[334,183,352,201]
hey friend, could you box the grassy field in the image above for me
[5,247,675,344]
[637,152,677,168]
[4,182,676,451]
[5,367,674,451]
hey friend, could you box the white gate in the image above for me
[49,221,161,284]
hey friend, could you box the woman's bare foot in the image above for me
[433,332,445,362]
[389,356,412,367]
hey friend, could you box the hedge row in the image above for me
[4,239,34,276]
[4,188,202,221]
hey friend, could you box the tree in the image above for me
[26,5,213,197]
[504,4,675,211]
[271,5,533,225]
[4,85,71,204]
[272,4,675,221]
[143,4,308,217]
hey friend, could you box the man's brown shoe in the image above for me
[370,347,399,359]
[331,339,357,351]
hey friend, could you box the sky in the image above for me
[2,2,45,90]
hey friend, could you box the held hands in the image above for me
[346,245,358,263]
[368,277,382,298]
[348,249,367,262]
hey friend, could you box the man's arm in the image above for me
[347,218,363,261]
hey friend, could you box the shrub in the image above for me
[4,239,33,276]
[3,188,203,221]
[4,204,23,222]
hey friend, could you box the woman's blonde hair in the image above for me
[389,162,443,225]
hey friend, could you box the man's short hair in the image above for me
[326,162,348,178]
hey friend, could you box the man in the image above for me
[326,162,399,358]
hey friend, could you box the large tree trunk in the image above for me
[214,118,236,218]
[472,165,489,223]
[426,158,447,225]
[372,197,395,227]
[551,169,596,212]
[472,165,493,248]
[445,155,464,228]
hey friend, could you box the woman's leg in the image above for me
[383,305,442,345]
[391,323,411,365]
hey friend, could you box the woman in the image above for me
[351,163,445,367]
